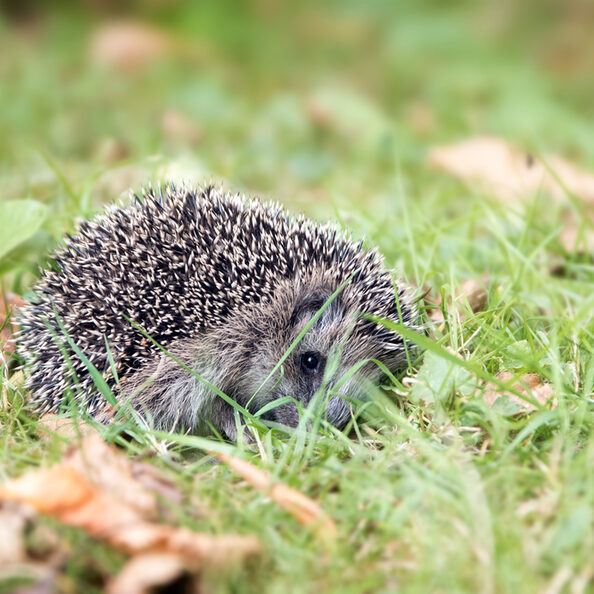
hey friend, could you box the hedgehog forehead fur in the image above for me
[18,183,417,433]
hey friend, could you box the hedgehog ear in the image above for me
[289,287,339,326]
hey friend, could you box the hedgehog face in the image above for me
[220,280,406,431]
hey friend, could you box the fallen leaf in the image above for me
[64,434,159,517]
[429,136,594,204]
[106,552,191,594]
[0,502,67,592]
[457,279,488,314]
[90,22,175,69]
[214,451,336,540]
[0,436,260,590]
[130,461,184,510]
[483,372,556,414]
[0,466,95,515]
[36,415,98,441]
[0,502,28,564]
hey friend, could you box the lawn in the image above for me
[1,1,594,592]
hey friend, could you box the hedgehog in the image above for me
[17,184,418,439]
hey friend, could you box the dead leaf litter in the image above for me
[0,435,260,592]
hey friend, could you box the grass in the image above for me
[1,0,594,592]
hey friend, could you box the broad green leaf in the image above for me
[549,505,593,556]
[0,200,48,261]
[309,87,391,144]
[411,350,476,406]
[503,340,532,369]
[489,395,526,417]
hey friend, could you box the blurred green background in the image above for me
[1,0,593,287]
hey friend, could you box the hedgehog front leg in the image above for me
[106,338,239,438]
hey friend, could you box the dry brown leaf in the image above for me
[106,552,192,594]
[428,136,594,204]
[89,21,205,71]
[0,502,67,592]
[0,466,96,515]
[90,22,175,69]
[91,21,175,69]
[430,137,594,253]
[214,451,336,540]
[0,436,260,588]
[65,434,159,517]
[457,279,488,314]
[483,372,556,413]
[130,461,184,510]
[36,415,98,440]
[0,502,28,564]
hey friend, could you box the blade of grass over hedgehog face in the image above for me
[275,318,371,468]
[253,395,299,419]
[300,325,361,451]
[290,355,348,465]
[283,285,419,463]
[247,273,356,409]
[128,274,360,441]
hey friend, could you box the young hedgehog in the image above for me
[18,184,418,439]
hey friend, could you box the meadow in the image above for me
[1,1,594,592]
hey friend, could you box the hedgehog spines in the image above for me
[18,182,417,418]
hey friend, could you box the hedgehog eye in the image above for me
[300,351,321,374]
